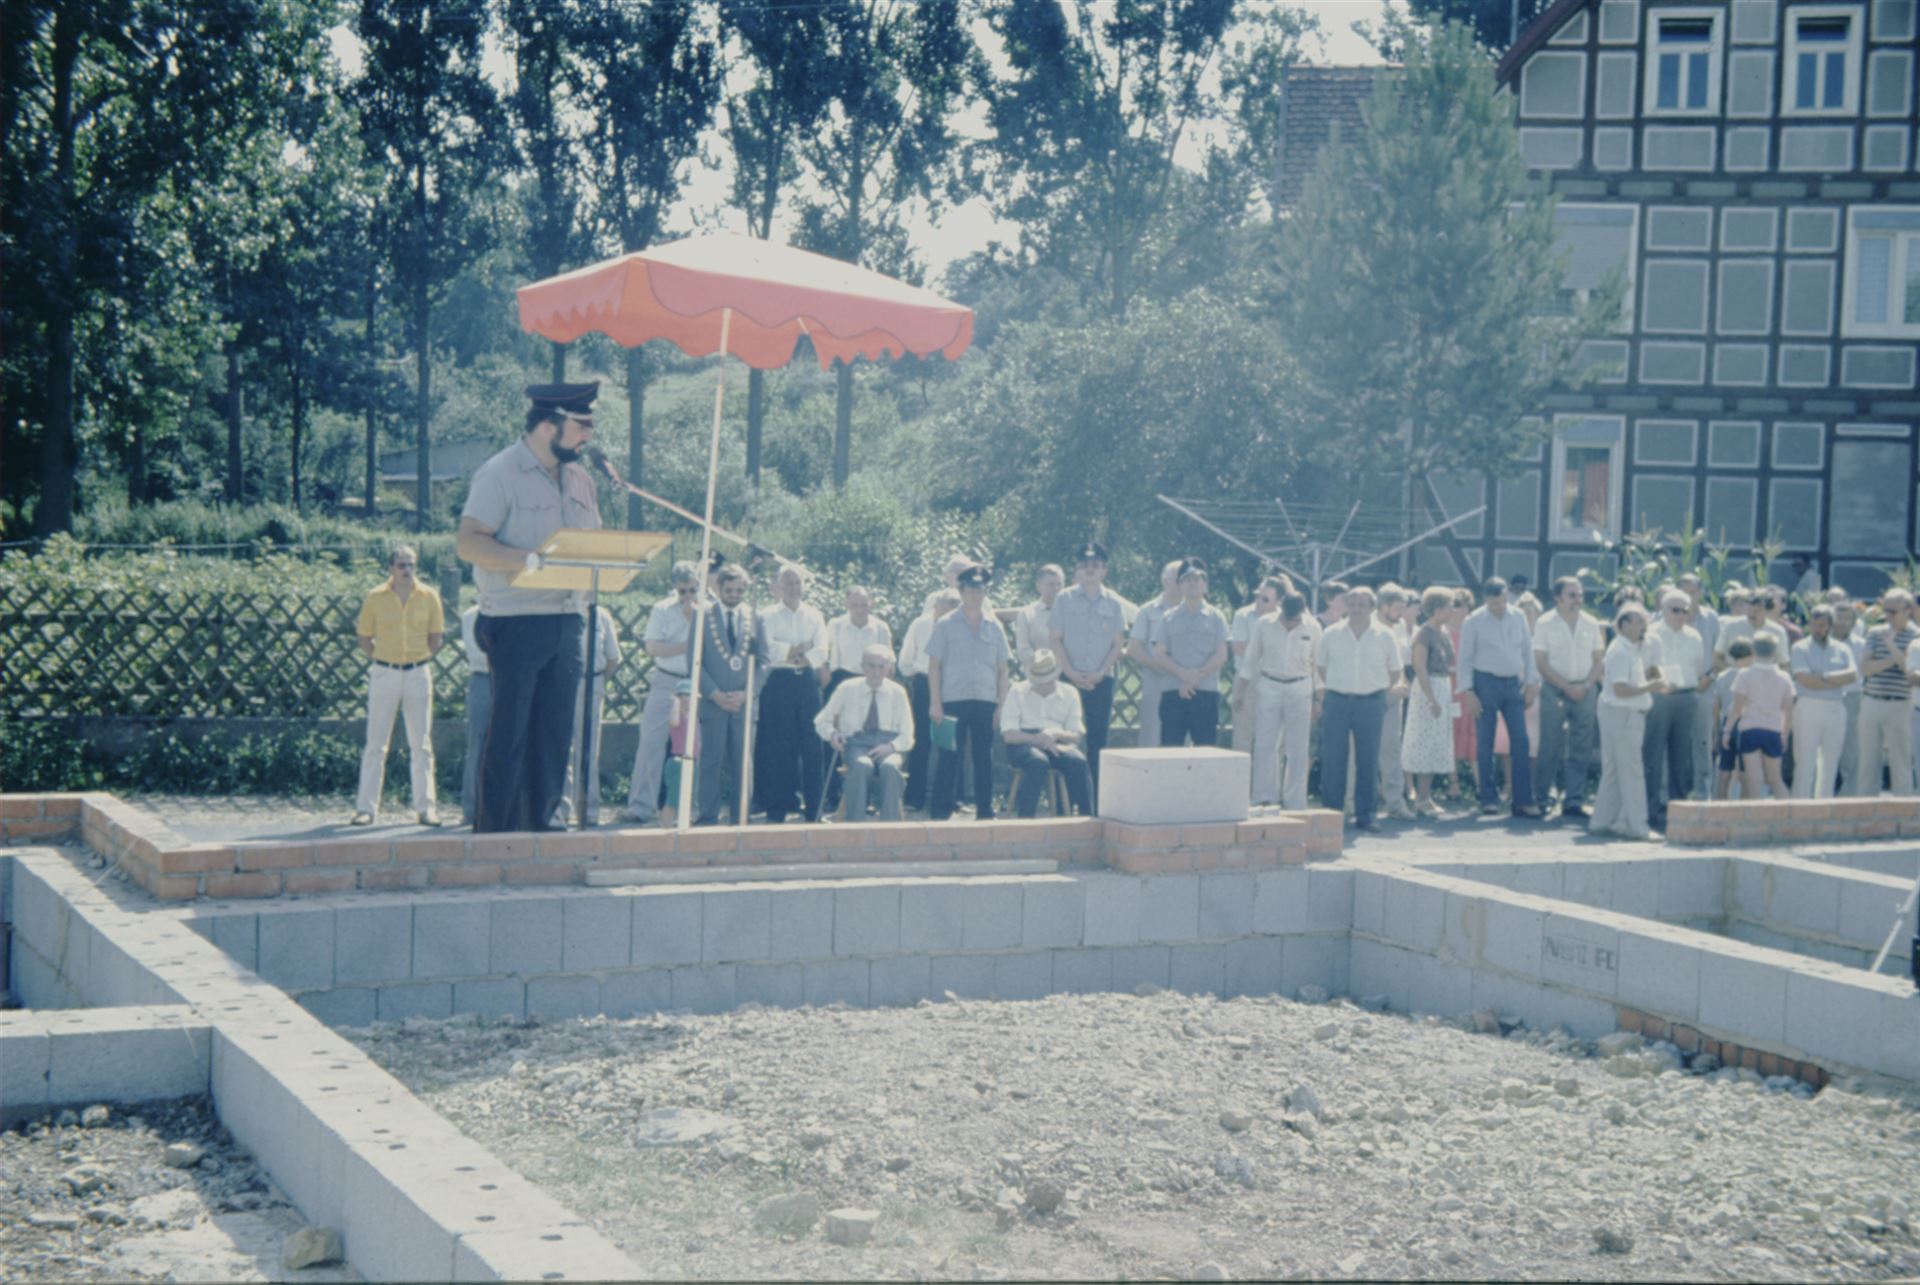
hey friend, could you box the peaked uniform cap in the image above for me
[525,382,600,415]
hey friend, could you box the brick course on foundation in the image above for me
[1667,799,1920,847]
[0,793,1346,901]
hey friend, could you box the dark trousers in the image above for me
[903,673,933,809]
[1081,676,1115,805]
[931,699,997,821]
[474,613,583,834]
[1159,689,1220,747]
[695,700,746,825]
[1643,689,1697,824]
[821,669,858,810]
[755,668,824,822]
[1537,681,1598,806]
[1007,743,1092,817]
[1472,671,1534,810]
[1319,690,1385,825]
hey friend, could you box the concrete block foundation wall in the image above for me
[1668,798,1920,846]
[177,869,1358,1027]
[1348,860,1920,1084]
[1406,851,1919,973]
[0,1005,212,1125]
[2,852,640,1282]
[0,792,1345,903]
[1723,854,1920,971]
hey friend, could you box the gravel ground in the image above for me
[0,1097,356,1283]
[348,992,1920,1282]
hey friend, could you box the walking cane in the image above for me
[815,744,842,824]
[738,653,757,828]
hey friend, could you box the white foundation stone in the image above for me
[1096,748,1250,825]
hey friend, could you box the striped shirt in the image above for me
[1862,622,1919,700]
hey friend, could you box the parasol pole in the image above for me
[678,308,732,831]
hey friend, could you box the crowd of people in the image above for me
[348,382,1920,837]
[355,543,1920,840]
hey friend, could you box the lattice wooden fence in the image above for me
[1,581,1180,731]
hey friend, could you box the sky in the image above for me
[329,1,1399,280]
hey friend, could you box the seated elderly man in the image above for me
[813,643,915,821]
[1000,648,1093,817]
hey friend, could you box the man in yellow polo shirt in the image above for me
[352,544,445,826]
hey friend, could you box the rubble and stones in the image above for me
[0,1097,357,1283]
[344,990,1920,1282]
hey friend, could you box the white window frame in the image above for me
[1530,203,1640,332]
[1783,6,1864,117]
[1549,414,1626,544]
[1644,9,1725,115]
[1841,205,1920,339]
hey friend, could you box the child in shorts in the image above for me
[1726,636,1793,799]
[1712,639,1754,799]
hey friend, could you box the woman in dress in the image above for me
[1403,586,1460,817]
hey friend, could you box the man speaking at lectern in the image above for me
[456,382,603,832]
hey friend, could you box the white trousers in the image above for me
[1789,700,1848,799]
[1253,678,1313,809]
[1589,703,1648,839]
[356,664,434,815]
[1858,697,1916,797]
[625,677,681,817]
[1229,679,1256,755]
[1377,691,1406,811]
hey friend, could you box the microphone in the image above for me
[585,446,620,485]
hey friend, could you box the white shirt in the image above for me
[999,680,1085,739]
[1533,609,1605,683]
[1908,638,1920,709]
[642,593,696,676]
[459,605,488,674]
[1650,620,1706,690]
[826,613,893,673]
[1601,636,1654,712]
[813,676,915,752]
[1241,614,1321,685]
[897,613,938,677]
[759,601,827,670]
[1013,597,1058,669]
[1317,621,1400,696]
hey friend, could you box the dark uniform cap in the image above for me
[1178,557,1209,580]
[525,381,600,416]
[1075,540,1109,564]
[957,565,993,589]
[706,550,727,571]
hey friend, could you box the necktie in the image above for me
[727,609,737,652]
[862,689,881,734]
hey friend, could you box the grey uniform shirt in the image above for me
[1053,584,1128,676]
[928,610,1010,703]
[1133,599,1178,695]
[462,440,602,617]
[1158,602,1230,672]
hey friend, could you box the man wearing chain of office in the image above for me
[695,562,766,825]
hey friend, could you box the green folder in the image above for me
[931,716,959,752]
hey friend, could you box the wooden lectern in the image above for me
[512,528,671,829]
